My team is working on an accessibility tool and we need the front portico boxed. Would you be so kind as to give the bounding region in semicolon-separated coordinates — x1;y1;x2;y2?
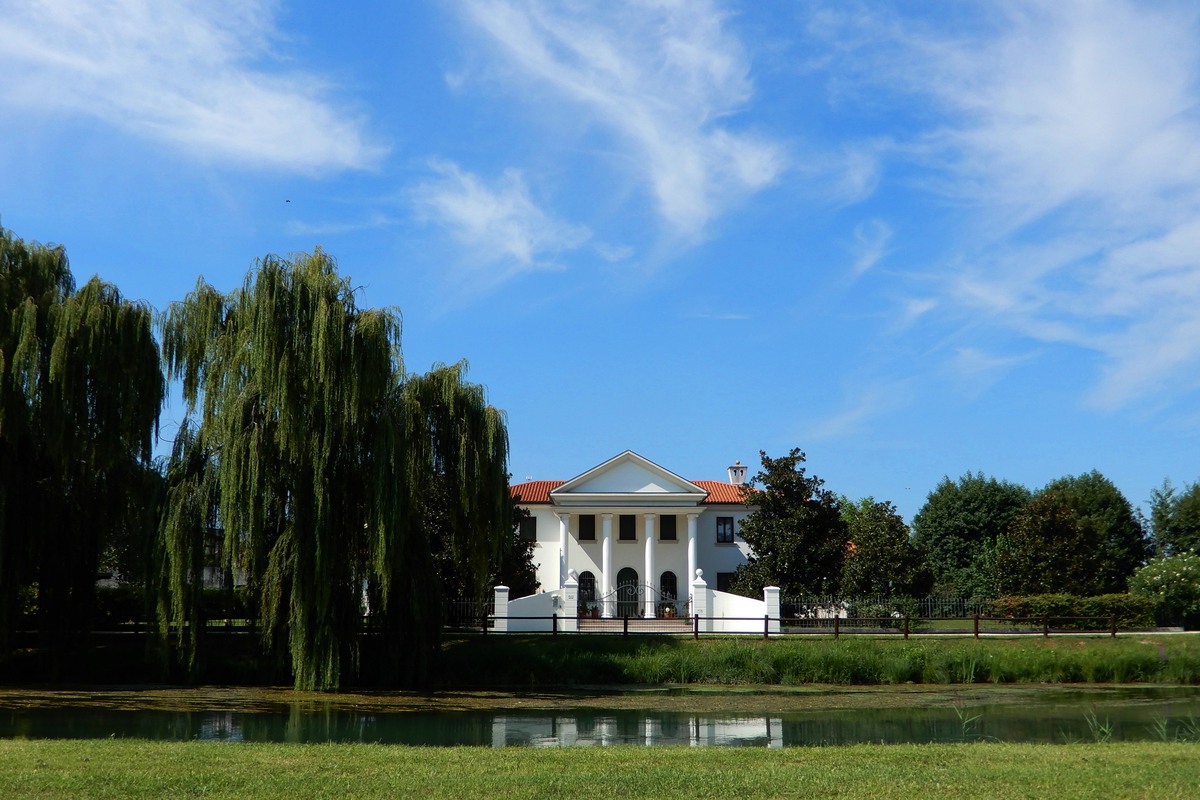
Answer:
513;451;754;619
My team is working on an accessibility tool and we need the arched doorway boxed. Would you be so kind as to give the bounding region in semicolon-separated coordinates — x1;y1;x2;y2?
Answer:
578;571;596;604
660;571;677;602
616;567;639;618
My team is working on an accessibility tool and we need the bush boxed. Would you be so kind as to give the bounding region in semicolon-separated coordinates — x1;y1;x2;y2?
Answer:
1130;553;1200;629
991;593;1154;630
93;585;148;627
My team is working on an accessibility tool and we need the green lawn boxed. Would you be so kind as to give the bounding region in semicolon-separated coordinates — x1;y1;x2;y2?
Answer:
0;740;1196;799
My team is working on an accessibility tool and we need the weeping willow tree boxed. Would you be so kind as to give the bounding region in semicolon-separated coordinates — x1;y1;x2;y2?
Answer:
158;250;511;690
0;228;162;657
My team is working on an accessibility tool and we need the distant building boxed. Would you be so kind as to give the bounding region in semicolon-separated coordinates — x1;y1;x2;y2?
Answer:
510;450;756;618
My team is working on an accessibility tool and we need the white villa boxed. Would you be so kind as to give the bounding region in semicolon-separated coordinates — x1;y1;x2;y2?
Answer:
509;450;757;619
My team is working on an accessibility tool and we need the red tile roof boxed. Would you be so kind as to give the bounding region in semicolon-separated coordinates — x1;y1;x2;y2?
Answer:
510;480;564;504
691;480;754;504
509;479;755;505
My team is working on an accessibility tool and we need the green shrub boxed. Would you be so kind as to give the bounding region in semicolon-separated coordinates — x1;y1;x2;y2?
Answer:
991;593;1153;630
93;584;147;627
1130;553;1200;629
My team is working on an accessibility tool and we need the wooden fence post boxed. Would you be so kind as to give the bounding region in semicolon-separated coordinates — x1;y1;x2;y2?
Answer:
693;614;699;640
1042;616;1049;638
833;617;840;640
764;614;770;640
552;613;558;636
903;616;910;640
1110;615;1118;638
973;614;980;639
623;615;629;637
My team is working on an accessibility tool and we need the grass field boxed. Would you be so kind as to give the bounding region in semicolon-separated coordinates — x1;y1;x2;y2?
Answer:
0;740;1196;799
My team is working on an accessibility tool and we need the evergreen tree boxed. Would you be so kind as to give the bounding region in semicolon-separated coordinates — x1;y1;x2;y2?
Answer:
1150;479;1200;556
1042;471;1149;592
995;490;1105;596
730;449;847;597
912;472;1030;598
840;497;931;597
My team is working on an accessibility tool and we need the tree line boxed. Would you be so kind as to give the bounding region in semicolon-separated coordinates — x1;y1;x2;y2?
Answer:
1;228;533;690
729;449;1200;619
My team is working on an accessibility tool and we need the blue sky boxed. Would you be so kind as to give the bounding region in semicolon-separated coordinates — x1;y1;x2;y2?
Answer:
3;0;1200;523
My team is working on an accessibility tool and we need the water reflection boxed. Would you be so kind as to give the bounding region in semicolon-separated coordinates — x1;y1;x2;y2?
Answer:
3;691;1200;747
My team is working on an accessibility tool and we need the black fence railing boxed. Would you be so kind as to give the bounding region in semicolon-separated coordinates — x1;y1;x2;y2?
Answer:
484;613;1132;638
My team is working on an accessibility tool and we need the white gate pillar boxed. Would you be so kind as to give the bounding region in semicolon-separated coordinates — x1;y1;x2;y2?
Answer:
561;571;579;633
493;585;510;633
764;585;781;634
691;569;710;632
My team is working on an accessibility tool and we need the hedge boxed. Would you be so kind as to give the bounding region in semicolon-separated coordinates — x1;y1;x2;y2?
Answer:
990;593;1155;629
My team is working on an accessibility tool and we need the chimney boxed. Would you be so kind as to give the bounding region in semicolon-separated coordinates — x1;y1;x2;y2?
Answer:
727;460;747;485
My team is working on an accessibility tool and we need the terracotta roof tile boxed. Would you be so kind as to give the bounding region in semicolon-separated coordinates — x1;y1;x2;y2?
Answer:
510;480;565;504
691;480;755;504
509;478;755;505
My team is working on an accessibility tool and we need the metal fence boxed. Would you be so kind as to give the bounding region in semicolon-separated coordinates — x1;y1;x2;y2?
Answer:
779;595;992;620
482;613;1129;638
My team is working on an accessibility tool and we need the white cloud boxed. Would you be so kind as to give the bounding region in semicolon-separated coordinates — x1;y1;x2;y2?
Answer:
805;382;907;441
823;1;1200;411
457;0;786;238
850;218;892;276
412;160;591;285
0;0;384;171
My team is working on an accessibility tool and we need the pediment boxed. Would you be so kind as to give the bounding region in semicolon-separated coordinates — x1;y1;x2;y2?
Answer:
550;451;706;507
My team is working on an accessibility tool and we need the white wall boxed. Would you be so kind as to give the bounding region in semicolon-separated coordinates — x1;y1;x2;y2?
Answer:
525;506;753;596
708;589;768;633
505;591;559;632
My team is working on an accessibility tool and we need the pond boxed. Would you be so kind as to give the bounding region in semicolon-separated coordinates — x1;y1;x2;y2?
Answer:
2;687;1199;747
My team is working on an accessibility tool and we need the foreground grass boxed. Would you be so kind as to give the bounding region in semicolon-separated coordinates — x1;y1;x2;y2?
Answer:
438;633;1200;688
1;740;1197;799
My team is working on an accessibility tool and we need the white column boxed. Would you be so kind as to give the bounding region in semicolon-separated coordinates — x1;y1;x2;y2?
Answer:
493;585;510;633
601;513;614;618
643;513;656;618
686;513;699;610
557;513;570;588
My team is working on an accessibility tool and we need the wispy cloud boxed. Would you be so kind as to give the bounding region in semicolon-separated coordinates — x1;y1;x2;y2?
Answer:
805;381;907;441
286;213;397;238
821;1;1200;411
456;0;786;238
0;0;384;171
687;311;750;321
850;218;892;276
412;160;591;286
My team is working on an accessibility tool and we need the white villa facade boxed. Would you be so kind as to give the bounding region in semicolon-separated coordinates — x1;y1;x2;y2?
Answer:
510;451;757;619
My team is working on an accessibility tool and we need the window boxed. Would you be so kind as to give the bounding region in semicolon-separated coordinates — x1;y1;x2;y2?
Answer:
659;514;677;541
716;516;735;544
716;572;735;592
579;514;596;541
579;571;596;603
519;517;538;542
619;514;636;541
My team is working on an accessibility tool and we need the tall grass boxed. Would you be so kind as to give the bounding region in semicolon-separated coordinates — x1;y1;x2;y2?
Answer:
437;634;1200;688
